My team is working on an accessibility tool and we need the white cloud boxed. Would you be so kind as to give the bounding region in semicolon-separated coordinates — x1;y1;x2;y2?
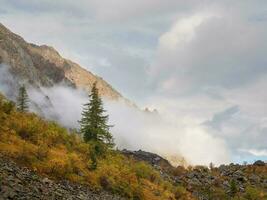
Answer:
150;8;267;95
0;64;17;98
239;149;267;157
159;13;218;50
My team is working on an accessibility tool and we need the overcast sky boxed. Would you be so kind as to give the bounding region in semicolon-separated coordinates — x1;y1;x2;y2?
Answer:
1;0;267;163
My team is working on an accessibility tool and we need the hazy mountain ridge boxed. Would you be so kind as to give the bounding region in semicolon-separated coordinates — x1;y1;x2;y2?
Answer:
0;23;122;100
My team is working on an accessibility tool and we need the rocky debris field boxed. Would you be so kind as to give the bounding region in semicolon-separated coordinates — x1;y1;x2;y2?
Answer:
122;150;267;199
0;156;125;200
174;162;267;199
0;150;266;200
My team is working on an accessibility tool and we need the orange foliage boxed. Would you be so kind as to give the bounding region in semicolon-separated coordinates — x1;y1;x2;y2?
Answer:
0;94;193;200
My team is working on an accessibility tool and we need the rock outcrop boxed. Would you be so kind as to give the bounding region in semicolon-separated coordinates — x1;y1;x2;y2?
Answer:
0;23;122;100
122;149;173;170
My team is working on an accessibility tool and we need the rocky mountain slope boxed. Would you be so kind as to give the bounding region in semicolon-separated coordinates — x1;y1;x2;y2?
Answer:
1;148;266;200
0;23;122;100
123;150;267;200
0;156;124;200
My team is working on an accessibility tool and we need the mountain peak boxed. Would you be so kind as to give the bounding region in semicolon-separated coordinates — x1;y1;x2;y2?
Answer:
0;23;122;100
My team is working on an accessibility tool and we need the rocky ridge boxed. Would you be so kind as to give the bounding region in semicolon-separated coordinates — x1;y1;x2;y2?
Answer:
0;23;122;100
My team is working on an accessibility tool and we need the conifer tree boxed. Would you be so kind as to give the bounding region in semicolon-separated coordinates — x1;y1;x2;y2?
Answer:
79;82;114;147
17;85;29;112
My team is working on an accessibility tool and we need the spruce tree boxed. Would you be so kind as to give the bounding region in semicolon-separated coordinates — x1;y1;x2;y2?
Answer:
79;82;114;147
17;85;29;112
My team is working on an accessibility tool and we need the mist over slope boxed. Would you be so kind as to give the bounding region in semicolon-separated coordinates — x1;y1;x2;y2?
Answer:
0;23;237;166
27;84;232;166
0;64;230;166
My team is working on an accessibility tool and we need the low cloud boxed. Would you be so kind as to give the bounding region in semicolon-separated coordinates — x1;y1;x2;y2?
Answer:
0;67;230;166
1;64;266;166
29;86;87;128
24;78;267;165
28;85;231;166
0;64;18;99
106;100;230;166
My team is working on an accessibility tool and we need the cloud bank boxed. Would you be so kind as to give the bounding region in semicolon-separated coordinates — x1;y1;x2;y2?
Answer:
28;85;231;166
0;65;229;166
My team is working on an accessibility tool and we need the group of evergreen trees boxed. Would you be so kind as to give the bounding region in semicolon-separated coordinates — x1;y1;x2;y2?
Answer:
16;82;114;169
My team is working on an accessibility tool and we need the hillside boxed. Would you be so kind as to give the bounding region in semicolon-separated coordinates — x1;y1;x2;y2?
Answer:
0;93;193;200
0;23;122;100
0;93;266;199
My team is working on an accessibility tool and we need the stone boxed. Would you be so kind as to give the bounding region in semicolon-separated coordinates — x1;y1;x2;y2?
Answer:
42;177;53;185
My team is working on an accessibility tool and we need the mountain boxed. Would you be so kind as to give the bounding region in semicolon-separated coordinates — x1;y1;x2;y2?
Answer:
0;23;122;100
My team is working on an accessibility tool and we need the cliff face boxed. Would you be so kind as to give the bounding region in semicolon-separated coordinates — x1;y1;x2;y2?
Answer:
0;23;122;100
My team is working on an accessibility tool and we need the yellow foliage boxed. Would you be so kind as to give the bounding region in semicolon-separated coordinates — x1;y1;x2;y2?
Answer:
0;94;193;200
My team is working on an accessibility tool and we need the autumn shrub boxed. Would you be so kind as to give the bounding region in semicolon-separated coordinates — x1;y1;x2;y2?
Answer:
134;162;159;182
16;141;38;164
95;156;139;197
0;93;191;200
132;186;145;200
0;94;15;114
174;186;188;200
36;144;49;161
2;101;15;114
10;113;45;143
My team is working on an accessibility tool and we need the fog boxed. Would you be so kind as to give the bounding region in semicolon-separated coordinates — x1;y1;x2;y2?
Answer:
0;64;231;166
0;64;19;99
29;85;230;166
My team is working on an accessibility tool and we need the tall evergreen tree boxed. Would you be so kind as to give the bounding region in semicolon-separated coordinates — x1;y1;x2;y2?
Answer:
79;82;114;147
17;85;29;112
